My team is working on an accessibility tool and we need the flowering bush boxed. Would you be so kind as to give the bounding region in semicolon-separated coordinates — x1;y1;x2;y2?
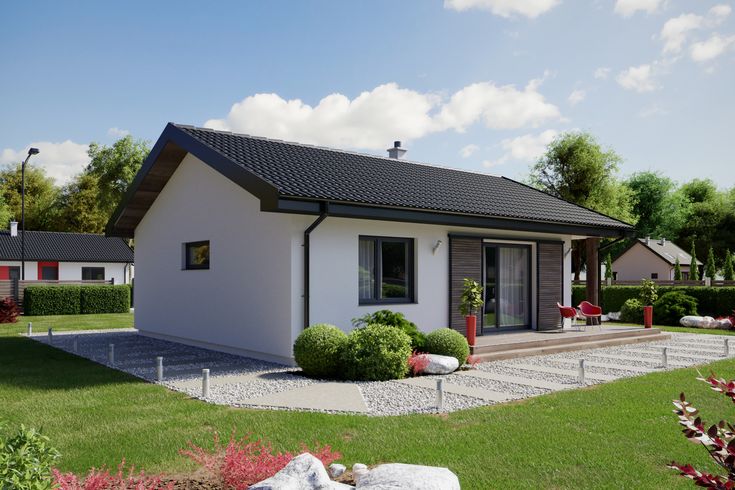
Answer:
669;373;735;488
53;461;173;489
408;352;430;376
0;297;19;324
180;432;341;489
466;355;482;368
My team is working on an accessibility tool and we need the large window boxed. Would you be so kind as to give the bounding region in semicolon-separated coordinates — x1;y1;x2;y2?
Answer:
184;241;210;270
358;236;414;304
82;267;105;280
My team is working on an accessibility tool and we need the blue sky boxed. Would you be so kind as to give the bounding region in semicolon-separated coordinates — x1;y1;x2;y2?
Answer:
1;0;733;186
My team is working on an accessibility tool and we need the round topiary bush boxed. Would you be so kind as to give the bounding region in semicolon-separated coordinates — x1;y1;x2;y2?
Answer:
654;291;698;326
352;309;426;351
620;298;644;324
340;324;412;381
424;328;470;366
293;323;348;378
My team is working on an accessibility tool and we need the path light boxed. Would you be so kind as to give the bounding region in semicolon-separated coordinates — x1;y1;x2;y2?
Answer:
436;379;444;411
202;369;210;398
20;148;40;280
72;336;78;353
27;322;32;336
578;359;586;384
662;347;668;368
156;357;163;382
726;339;731;357
47;328;53;343
108;344;115;366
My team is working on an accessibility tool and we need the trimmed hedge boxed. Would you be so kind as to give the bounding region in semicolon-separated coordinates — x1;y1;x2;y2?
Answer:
425;328;470;366
24;285;130;316
573;285;735;316
341;324;412;381
293;324;348;379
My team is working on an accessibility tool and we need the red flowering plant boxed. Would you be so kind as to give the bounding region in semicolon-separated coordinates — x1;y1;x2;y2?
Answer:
669;373;735;489
180;432;341;489
466;355;482;369
408;351;430;376
53;460;174;489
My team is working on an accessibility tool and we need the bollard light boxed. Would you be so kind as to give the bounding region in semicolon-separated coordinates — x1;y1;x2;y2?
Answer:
578;359;586;384
27;322;32;336
108;344;115;366
48;328;53;343
156;357;164;382
436;378;444;411
662;347;668;368
202;369;210;398
73;336;78;353
726;339;731;357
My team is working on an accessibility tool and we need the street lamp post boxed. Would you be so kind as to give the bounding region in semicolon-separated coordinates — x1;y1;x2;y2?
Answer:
21;148;39;280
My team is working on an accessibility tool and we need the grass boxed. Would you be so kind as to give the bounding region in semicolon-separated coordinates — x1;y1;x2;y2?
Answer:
0;316;733;488
1;312;134;335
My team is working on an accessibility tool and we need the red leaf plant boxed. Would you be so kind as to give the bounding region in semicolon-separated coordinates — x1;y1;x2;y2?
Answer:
408;351;430;376
53;460;174;489
669;373;735;489
180;432;341;489
466;355;482;368
0;296;20;324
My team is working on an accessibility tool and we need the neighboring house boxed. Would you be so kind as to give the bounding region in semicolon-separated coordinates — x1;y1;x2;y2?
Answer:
0;228;134;283
612;237;701;281
107;123;634;364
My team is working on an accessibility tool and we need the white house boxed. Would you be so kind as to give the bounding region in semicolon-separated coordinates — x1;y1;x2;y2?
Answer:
107;123;634;365
612;237;702;281
0;227;134;284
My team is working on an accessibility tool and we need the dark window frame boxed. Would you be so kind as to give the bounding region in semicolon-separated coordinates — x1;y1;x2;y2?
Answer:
651;273;659;279
40;266;58;280
184;240;210;270
82;267;105;281
358;235;415;305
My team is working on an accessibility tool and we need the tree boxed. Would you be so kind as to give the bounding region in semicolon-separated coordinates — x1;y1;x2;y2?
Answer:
55;173;109;233
723;250;734;281
0;163;60;230
529;131;635;279
674;257;683;281
690;241;700;281
705;246;717;279
85;136;149;217
604;253;613;280
625;171;675;237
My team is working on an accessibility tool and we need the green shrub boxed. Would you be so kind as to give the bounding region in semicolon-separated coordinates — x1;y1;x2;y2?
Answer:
0;422;60;489
293;324;348;378
80;285;130;314
23;286;80;316
352;310;426;351
654;291;698;326
424;328;470;366
341;324;412;381
620;298;644;324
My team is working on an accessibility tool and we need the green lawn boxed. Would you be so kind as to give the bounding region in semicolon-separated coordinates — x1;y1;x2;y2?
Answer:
0;316;732;488
1;313;134;336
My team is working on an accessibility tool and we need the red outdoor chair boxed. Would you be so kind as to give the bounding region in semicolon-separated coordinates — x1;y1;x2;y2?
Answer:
557;303;582;331
578;301;603;330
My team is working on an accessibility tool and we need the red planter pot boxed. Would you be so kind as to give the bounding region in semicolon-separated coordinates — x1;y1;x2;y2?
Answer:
465;315;477;346
643;306;653;328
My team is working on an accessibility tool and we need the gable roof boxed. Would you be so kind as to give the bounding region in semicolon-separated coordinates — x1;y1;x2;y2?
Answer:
617;238;702;266
107;123;635;238
0;231;134;263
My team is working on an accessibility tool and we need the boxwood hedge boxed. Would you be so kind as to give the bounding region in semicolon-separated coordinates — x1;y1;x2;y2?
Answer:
24;285;130;316
80;285;130;314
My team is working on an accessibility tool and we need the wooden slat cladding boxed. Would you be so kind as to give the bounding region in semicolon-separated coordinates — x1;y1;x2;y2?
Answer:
537;242;563;331
449;236;483;334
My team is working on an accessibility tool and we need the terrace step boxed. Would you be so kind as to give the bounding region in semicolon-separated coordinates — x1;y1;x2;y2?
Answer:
471;332;671;362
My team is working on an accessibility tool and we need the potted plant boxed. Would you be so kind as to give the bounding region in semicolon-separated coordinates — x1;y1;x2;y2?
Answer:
640;278;658;328
459;278;484;346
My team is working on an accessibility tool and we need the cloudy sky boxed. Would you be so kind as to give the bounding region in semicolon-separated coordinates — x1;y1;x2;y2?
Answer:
1;0;733;185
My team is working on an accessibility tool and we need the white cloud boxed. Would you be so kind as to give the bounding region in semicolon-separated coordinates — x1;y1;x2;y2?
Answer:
710;4;732;21
614;0;665;17
496;129;558;164
443;0;560;18
460;144;480;158
660;13;705;54
107;127;130;138
616;64;658;92
205;80;562;150
690;33;735;62
638;104;668;118
567;89;586;106
594;67;611;79
482;160;502;168
0;141;90;184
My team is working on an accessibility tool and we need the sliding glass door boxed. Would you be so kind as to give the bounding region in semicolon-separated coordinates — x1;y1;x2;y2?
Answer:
483;244;531;330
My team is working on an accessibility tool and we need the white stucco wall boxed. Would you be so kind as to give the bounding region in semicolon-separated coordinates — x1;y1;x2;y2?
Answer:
0;260;129;283
613;242;675;280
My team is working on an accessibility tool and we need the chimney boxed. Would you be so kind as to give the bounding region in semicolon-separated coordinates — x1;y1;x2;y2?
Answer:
645;236;650;245
9;221;17;238
659;237;666;246
387;141;407;159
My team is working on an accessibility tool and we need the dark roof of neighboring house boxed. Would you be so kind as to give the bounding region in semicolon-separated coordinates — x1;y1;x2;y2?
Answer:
616;238;702;266
107;123;636;238
0;231;134;263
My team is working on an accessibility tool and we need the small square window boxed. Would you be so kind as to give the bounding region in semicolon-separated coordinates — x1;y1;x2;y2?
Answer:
651;273;658;279
184;241;210;270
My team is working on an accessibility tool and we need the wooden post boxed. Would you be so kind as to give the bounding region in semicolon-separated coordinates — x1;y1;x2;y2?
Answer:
586;237;600;324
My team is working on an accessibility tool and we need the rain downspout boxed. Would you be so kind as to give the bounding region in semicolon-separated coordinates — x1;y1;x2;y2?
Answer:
303;203;329;329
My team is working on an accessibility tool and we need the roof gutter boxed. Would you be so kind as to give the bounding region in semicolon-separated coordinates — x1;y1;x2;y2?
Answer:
303;203;329;330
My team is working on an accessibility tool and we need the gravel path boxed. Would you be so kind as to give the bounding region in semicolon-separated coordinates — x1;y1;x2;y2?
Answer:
28;329;735;416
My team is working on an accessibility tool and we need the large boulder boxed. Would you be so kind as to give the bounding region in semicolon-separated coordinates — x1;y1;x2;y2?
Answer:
250;453;353;489
356;463;460;490
422;354;459;375
680;316;732;329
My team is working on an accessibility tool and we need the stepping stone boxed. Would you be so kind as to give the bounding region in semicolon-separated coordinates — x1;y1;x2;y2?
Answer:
512;363;617;382
630;346;723;358
241;382;369;413
554;358;654;374
587;353;687;367
396;377;512;402
456;369;570;391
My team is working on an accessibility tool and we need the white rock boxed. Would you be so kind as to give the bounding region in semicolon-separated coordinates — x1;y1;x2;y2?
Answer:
329;463;346;478
353;468;369;484
422;354;459;375
352;463;368;472
680;316;731;329
250;452;338;490
356;463;460;489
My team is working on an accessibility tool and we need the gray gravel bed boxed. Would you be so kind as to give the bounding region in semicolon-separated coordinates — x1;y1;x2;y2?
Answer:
359;381;487;416
442;373;548;398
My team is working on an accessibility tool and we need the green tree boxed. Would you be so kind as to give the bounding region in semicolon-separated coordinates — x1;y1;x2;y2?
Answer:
0;164;60;230
625;171;675;237
690;241;700;281
529;131;635;279
604;253;613;280
723;250;734;281
85;136;149;217
55;173;109;233
674;257;683;281
705;246;717;279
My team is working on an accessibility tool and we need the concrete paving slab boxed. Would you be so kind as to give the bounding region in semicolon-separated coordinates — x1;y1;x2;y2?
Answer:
457;369;571;391
396;377;512;402
241;382;369;413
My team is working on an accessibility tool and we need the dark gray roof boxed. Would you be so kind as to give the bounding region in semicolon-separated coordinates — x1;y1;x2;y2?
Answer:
635;238;702;266
0;231;134;263
175;125;631;230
